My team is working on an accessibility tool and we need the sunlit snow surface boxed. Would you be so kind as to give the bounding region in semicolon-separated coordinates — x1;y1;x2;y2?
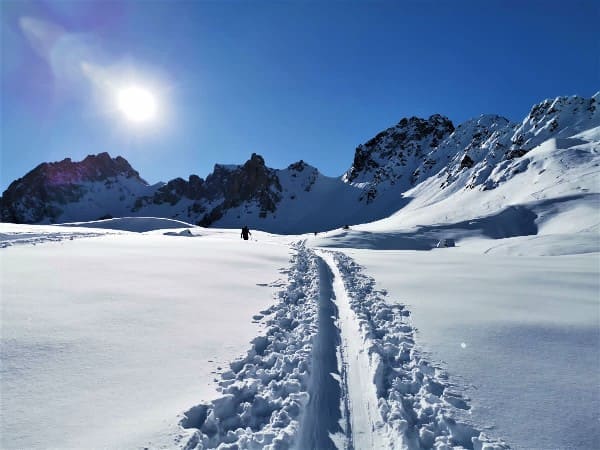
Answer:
1;222;292;449
1;216;598;449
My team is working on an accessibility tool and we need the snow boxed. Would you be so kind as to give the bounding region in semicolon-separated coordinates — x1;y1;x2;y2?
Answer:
331;246;599;450
36;175;159;224
319;250;508;450
1;227;291;449
330;131;600;243
210;164;403;234
1;204;599;449
180;242;318;450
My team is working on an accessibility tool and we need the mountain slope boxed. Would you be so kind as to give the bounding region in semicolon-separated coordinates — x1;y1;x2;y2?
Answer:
0;152;154;223
346;93;599;199
314;126;600;255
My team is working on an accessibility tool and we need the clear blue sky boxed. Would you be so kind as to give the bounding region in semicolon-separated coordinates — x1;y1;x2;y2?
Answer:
2;0;598;191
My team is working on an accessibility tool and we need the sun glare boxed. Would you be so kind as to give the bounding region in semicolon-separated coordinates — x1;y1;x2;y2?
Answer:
116;85;158;123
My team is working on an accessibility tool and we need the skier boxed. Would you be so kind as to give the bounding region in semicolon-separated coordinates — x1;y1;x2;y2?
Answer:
241;225;251;241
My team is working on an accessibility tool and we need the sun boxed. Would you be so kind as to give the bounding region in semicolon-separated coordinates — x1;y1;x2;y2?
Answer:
116;85;158;123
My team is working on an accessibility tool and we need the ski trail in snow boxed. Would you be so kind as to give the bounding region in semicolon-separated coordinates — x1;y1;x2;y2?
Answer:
318;251;389;449
178;242;508;450
295;258;348;450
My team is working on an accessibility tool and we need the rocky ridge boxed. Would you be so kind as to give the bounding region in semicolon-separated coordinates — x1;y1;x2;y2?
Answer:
0;152;147;223
345;94;598;199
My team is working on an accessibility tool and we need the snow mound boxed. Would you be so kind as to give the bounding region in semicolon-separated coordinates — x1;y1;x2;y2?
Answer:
179;243;319;450
164;229;198;237
58;217;196;232
327;250;508;449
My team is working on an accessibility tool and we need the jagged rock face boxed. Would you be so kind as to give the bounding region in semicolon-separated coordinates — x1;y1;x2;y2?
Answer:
345;114;455;184
343;114;455;202
287;160;307;172
1;152;146;223
132;153;283;226
133;175;205;210
436;114;517;189
440;95;599;191
512;94;598;150
197;153;282;225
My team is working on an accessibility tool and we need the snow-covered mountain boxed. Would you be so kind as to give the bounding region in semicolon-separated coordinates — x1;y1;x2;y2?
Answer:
346;93;598;197
2;93;598;232
0;152;155;224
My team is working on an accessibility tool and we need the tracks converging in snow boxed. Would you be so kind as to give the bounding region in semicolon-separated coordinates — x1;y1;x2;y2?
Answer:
180;242;508;450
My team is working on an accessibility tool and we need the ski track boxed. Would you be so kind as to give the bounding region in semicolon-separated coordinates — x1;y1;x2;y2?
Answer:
0;230;109;248
318;251;389;450
179;242;508;450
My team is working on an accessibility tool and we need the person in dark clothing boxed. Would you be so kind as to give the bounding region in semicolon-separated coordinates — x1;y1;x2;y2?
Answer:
241;225;251;240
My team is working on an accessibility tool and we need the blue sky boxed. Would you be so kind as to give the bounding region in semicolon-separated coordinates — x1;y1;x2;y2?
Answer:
2;0;598;191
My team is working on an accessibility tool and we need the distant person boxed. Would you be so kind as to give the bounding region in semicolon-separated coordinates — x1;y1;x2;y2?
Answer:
241;225;251;241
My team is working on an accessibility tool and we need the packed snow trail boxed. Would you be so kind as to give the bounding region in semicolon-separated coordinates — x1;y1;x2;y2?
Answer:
295;259;348;450
180;242;508;449
179;242;320;450
318;251;390;449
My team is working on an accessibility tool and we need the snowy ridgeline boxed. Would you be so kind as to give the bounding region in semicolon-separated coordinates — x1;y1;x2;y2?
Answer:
2;94;598;233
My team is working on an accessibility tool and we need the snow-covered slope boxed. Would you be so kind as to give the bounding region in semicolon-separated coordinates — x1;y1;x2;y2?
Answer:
59;216;196;232
314;123;599;255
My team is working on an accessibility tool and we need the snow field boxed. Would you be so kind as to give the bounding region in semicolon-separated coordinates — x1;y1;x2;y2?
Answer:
2;213;598;449
0;230;292;450
0;222;119;247
322;251;508;450
180;242;320;449
338;248;600;450
180;243;510;449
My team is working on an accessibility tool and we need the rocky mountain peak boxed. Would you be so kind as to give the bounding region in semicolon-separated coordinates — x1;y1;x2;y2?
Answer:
443;114;516;154
511;94;599;150
287;160;307;172
1;153;148;224
193;153;282;226
37;152;145;187
344;114;455;187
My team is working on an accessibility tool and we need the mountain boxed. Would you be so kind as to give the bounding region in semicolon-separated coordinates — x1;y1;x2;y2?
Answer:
343;114;456;201
2;93;598;233
346;93;599;197
0;152;152;224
